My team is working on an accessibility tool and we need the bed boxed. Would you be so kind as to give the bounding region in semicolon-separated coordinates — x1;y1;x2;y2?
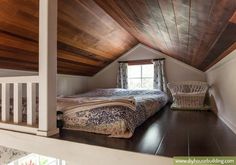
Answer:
0;88;168;138
57;88;168;138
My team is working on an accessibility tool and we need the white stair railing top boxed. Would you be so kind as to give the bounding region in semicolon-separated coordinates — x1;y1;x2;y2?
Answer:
0;76;39;134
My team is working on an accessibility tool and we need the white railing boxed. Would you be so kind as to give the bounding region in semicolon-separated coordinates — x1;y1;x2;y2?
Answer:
0;76;39;134
0;0;59;136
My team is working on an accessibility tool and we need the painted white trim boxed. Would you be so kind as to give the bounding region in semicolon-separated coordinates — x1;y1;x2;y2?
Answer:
0;76;39;83
217;113;236;135
27;83;37;126
0;69;89;79
1;83;10;122
37;128;59;136
0;123;38;134
0;129;172;165
0;69;36;76
57;74;89;78
13;83;23;123
38;0;58;135
205;50;236;73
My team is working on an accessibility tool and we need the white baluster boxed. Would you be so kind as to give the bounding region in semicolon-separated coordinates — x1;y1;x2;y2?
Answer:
1;83;10;122
13;83;23;123
27;83;36;125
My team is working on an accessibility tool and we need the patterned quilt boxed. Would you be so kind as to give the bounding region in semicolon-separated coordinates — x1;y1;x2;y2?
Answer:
57;88;168;138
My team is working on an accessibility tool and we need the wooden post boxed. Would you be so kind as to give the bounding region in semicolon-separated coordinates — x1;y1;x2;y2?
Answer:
38;0;58;136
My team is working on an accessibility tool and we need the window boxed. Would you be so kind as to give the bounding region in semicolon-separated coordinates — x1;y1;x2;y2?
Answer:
128;64;154;89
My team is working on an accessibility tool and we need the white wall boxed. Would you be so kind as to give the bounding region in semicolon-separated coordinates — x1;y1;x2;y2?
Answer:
206;50;236;134
88;44;206;90
57;74;88;96
0;69;89;96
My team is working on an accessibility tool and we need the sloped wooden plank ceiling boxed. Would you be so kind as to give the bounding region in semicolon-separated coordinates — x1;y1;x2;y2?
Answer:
95;0;236;71
0;0;235;76
0;0;138;76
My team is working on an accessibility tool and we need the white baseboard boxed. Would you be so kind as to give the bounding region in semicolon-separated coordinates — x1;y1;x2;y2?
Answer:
0;123;38;134
37;128;59;136
217;113;236;135
0;123;59;137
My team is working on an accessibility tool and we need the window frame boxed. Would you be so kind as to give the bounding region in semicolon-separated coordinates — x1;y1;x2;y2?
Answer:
127;63;154;89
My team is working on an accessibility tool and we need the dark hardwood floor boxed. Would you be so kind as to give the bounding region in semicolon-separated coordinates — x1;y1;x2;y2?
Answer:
52;106;236;157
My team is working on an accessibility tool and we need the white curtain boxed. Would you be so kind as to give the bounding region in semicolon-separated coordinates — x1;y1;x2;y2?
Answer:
117;62;128;89
153;60;167;92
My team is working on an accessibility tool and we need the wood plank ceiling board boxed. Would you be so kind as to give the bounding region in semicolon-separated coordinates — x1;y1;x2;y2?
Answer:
0;0;138;76
0;0;235;75
192;0;236;69
95;0;170;55
200;23;236;71
95;0;236;70
0;0;39;72
57;0;138;75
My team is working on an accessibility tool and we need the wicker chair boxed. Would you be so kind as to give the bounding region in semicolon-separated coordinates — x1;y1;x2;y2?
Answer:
167;81;208;110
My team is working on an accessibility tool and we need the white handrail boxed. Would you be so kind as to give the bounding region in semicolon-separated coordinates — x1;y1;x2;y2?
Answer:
0;76;39;83
0;76;40;133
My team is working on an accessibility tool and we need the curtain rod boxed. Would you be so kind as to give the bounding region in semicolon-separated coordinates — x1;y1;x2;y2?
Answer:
118;58;165;63
152;58;165;61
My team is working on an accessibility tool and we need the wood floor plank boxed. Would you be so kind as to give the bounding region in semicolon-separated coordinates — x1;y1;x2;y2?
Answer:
52;105;236;157
188;129;222;156
155;128;188;157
